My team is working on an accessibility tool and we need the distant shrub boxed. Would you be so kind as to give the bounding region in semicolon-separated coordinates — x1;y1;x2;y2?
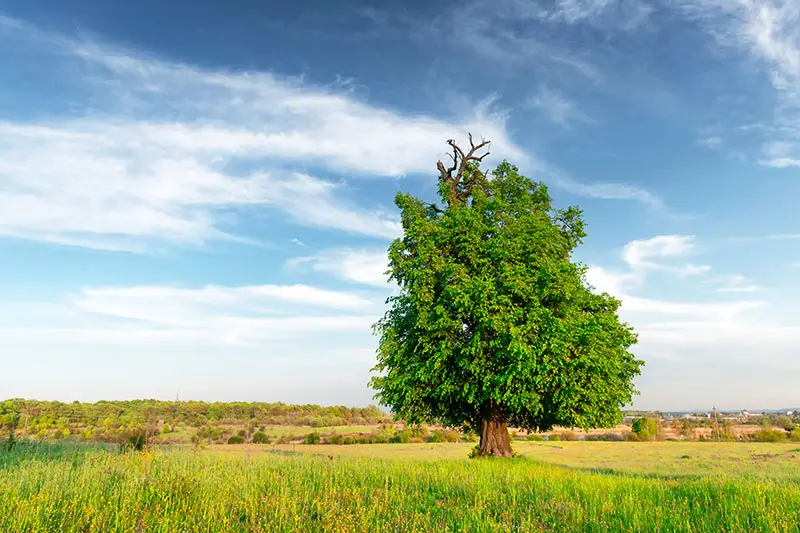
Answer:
237;429;247;437
548;433;560;441
371;433;389;444
526;434;543;441
427;431;445;443
753;429;787;443
584;432;624;442
461;432;477;443
390;430;410;444
790;428;800;442
227;435;245;444
328;434;343;445
632;417;659;441
305;432;321;445
342;437;356;445
120;432;147;452
443;430;460;443
251;431;270;444
558;431;579;442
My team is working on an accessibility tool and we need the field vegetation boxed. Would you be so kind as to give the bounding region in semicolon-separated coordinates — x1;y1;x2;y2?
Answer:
2;440;800;532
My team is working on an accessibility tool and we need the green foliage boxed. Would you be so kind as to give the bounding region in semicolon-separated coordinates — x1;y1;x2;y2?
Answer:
790;428;800;442
251;432;270;444
227;435;245;445
427;430;445;443
526;434;543;441
548;433;560;441
120;432;147;452
753;429;787;442
390;430;411;444
372;159;642;436
4;443;800;532
632;417;659;441
305;432;321;445
0;399;390;445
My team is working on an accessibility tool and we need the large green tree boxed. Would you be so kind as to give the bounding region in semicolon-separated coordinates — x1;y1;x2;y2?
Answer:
371;136;643;457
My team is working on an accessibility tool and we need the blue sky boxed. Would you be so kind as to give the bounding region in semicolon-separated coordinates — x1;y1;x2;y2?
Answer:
1;0;798;411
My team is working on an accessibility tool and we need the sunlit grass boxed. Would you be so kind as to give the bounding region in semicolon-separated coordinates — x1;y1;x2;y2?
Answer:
2;441;800;532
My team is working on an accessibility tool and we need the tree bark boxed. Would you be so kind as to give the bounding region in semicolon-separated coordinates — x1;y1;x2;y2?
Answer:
478;414;513;458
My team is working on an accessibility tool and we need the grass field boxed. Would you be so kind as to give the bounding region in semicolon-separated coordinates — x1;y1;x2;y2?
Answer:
2;441;800;532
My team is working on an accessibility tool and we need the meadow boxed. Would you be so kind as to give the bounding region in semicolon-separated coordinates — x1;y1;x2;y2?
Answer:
2;440;800;532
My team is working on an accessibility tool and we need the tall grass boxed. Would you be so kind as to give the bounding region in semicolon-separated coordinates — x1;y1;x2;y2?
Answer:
1;442;799;532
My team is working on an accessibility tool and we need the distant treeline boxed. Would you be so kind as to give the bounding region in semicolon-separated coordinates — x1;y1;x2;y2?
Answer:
1;399;392;441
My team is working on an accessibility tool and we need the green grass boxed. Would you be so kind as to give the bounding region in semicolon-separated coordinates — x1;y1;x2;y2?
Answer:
2;441;800;532
262;440;800;479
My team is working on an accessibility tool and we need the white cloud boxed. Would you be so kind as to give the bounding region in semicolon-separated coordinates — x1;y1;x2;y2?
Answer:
698;136;723;148
585;235;794;378
546;0;652;28
677;0;800;166
0;122;403;248
549;173;665;210
584;265;638;295
622;235;710;276
0;17;525;251
527;85;593;126
0;283;383;346
760;156;800;167
289;248;391;287
715;274;761;293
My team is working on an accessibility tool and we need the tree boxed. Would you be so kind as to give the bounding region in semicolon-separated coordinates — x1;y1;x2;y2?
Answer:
632;417;658;441
371;136;643;457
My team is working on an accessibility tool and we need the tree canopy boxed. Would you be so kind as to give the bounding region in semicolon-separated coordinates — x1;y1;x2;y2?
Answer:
371;137;643;457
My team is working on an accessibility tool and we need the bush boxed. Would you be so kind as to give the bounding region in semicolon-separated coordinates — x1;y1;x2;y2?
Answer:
427;430;445;443
548;433;560;441
328;434;343;445
227;435;245;444
305;432;321;445
120;432;147;452
584;432;624;442
443;430;460;443
790;427;800;442
632;417;659;441
251;431;270;444
558;431;579;442
237;429;247;437
461;432;477;443
753;429;787;442
526;434;543;441
390;430;410;444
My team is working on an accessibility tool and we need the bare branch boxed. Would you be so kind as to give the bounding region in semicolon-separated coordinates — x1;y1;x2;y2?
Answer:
435;133;492;205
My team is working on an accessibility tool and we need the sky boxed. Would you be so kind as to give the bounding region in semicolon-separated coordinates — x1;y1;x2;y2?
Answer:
0;0;798;411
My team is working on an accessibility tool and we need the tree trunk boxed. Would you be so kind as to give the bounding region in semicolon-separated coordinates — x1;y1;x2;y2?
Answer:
478;415;513;458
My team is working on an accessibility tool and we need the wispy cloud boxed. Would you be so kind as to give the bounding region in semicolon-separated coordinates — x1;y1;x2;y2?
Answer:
552;174;665;210
714;274;761;293
0;16;525;251
288;248;391;288
586;235;780;363
0;283;382;346
676;0;800;167
526;85;594;127
544;0;652;29
586;235;711;297
622;235;710;276
697;135;723;149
